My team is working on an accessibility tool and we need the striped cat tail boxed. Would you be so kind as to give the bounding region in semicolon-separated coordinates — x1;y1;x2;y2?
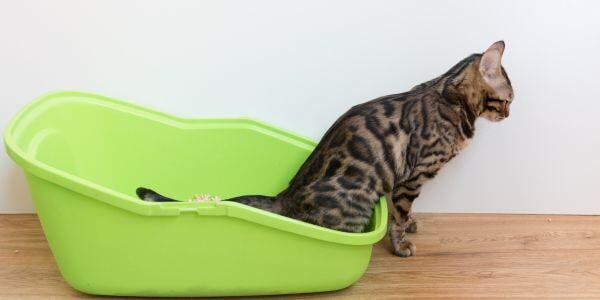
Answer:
136;187;179;202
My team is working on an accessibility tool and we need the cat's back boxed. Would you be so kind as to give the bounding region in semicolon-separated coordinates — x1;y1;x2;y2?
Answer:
283;92;421;191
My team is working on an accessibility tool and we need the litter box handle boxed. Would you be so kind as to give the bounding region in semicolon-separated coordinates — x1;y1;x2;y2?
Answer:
155;202;228;216
195;202;229;216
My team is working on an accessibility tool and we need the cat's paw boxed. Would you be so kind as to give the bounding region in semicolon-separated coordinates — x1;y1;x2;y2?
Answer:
406;218;419;234
391;239;416;257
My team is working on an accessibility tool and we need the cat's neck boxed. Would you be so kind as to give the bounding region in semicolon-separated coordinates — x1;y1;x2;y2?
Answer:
435;61;486;138
435;57;485;121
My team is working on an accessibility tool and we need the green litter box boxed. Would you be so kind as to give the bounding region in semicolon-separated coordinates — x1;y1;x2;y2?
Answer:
3;91;387;297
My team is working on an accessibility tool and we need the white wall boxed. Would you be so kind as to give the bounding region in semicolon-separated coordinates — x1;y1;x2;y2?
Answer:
1;0;599;214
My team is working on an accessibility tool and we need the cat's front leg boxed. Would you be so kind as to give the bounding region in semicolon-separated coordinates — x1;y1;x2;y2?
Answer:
388;217;416;257
406;214;419;234
388;183;422;257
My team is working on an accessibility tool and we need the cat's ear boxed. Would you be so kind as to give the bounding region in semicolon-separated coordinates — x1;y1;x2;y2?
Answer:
479;41;505;79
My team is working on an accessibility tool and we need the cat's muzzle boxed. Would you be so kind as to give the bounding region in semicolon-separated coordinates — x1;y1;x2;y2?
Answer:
496;100;510;120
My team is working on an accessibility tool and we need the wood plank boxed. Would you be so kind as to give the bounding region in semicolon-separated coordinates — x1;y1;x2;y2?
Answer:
1;214;600;299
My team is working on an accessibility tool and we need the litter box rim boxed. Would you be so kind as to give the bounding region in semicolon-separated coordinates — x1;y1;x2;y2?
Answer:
4;91;387;246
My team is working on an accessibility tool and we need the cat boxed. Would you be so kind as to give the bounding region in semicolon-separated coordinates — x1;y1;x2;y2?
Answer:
137;41;514;257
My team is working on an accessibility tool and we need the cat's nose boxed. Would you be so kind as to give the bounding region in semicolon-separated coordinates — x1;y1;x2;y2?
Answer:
502;101;510;118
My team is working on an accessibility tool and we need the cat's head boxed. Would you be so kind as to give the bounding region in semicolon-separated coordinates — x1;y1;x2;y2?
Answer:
478;41;514;122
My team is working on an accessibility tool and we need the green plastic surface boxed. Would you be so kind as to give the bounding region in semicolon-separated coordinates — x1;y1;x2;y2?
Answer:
4;91;387;297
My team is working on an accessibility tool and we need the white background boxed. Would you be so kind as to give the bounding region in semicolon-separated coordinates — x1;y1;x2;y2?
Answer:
1;0;599;214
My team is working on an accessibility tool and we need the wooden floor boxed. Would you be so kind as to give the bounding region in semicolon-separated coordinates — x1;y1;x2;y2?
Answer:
2;214;600;299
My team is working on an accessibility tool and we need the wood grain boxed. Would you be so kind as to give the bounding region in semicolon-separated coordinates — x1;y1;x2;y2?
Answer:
1;214;600;299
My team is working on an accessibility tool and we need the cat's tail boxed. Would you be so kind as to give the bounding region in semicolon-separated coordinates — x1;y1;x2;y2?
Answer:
226;195;285;214
136;187;179;202
135;187;286;214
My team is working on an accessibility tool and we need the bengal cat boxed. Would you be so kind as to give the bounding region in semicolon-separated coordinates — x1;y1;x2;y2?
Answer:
137;41;514;257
